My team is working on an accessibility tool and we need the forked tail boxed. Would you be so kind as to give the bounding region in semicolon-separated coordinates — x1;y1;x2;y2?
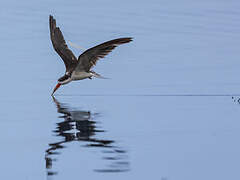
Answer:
90;71;109;79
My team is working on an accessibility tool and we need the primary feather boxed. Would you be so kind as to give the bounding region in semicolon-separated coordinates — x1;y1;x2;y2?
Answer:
49;15;77;73
75;38;132;72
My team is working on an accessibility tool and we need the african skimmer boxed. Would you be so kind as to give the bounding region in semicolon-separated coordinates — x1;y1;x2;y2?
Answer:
49;15;132;95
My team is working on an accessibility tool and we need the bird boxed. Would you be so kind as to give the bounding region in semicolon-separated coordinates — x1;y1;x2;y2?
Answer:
49;15;132;95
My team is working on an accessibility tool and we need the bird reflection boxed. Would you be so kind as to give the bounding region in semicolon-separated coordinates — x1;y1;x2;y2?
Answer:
45;97;129;177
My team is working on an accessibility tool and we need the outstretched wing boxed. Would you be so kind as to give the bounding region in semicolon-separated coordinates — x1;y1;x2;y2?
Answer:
75;37;132;72
49;15;77;72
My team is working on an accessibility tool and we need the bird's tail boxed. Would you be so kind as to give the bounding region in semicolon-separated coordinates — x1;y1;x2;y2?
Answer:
90;71;109;79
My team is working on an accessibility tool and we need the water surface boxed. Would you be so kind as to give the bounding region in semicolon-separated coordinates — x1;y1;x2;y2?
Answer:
1;0;240;180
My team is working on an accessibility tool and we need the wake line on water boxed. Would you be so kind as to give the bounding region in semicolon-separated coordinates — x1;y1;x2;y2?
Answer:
55;94;240;97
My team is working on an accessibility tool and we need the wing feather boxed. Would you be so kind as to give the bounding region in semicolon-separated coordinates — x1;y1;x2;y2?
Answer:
49;15;77;72
75;38;132;72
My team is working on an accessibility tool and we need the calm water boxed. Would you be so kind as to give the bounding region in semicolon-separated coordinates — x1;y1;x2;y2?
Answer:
1;0;240;179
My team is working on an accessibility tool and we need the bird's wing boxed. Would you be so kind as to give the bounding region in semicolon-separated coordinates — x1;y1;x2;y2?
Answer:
49;15;77;72
75;37;132;72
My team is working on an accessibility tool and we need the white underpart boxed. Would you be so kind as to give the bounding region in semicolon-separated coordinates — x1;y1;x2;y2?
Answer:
71;71;93;80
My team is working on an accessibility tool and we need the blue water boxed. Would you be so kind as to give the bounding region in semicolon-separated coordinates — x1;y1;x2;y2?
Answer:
1;0;240;179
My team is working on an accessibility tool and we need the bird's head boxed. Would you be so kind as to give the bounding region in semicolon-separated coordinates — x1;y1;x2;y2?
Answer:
51;73;72;95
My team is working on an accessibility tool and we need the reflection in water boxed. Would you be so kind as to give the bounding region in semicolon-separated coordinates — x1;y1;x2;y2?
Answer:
232;96;240;104
45;97;129;177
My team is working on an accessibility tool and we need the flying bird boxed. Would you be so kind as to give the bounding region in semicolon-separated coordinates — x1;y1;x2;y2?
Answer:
49;15;132;95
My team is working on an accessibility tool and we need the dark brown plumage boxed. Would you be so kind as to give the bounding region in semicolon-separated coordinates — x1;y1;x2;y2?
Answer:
49;15;77;73
49;15;132;74
76;38;132;72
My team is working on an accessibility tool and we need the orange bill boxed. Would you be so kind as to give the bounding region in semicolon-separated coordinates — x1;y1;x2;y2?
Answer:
51;83;61;96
